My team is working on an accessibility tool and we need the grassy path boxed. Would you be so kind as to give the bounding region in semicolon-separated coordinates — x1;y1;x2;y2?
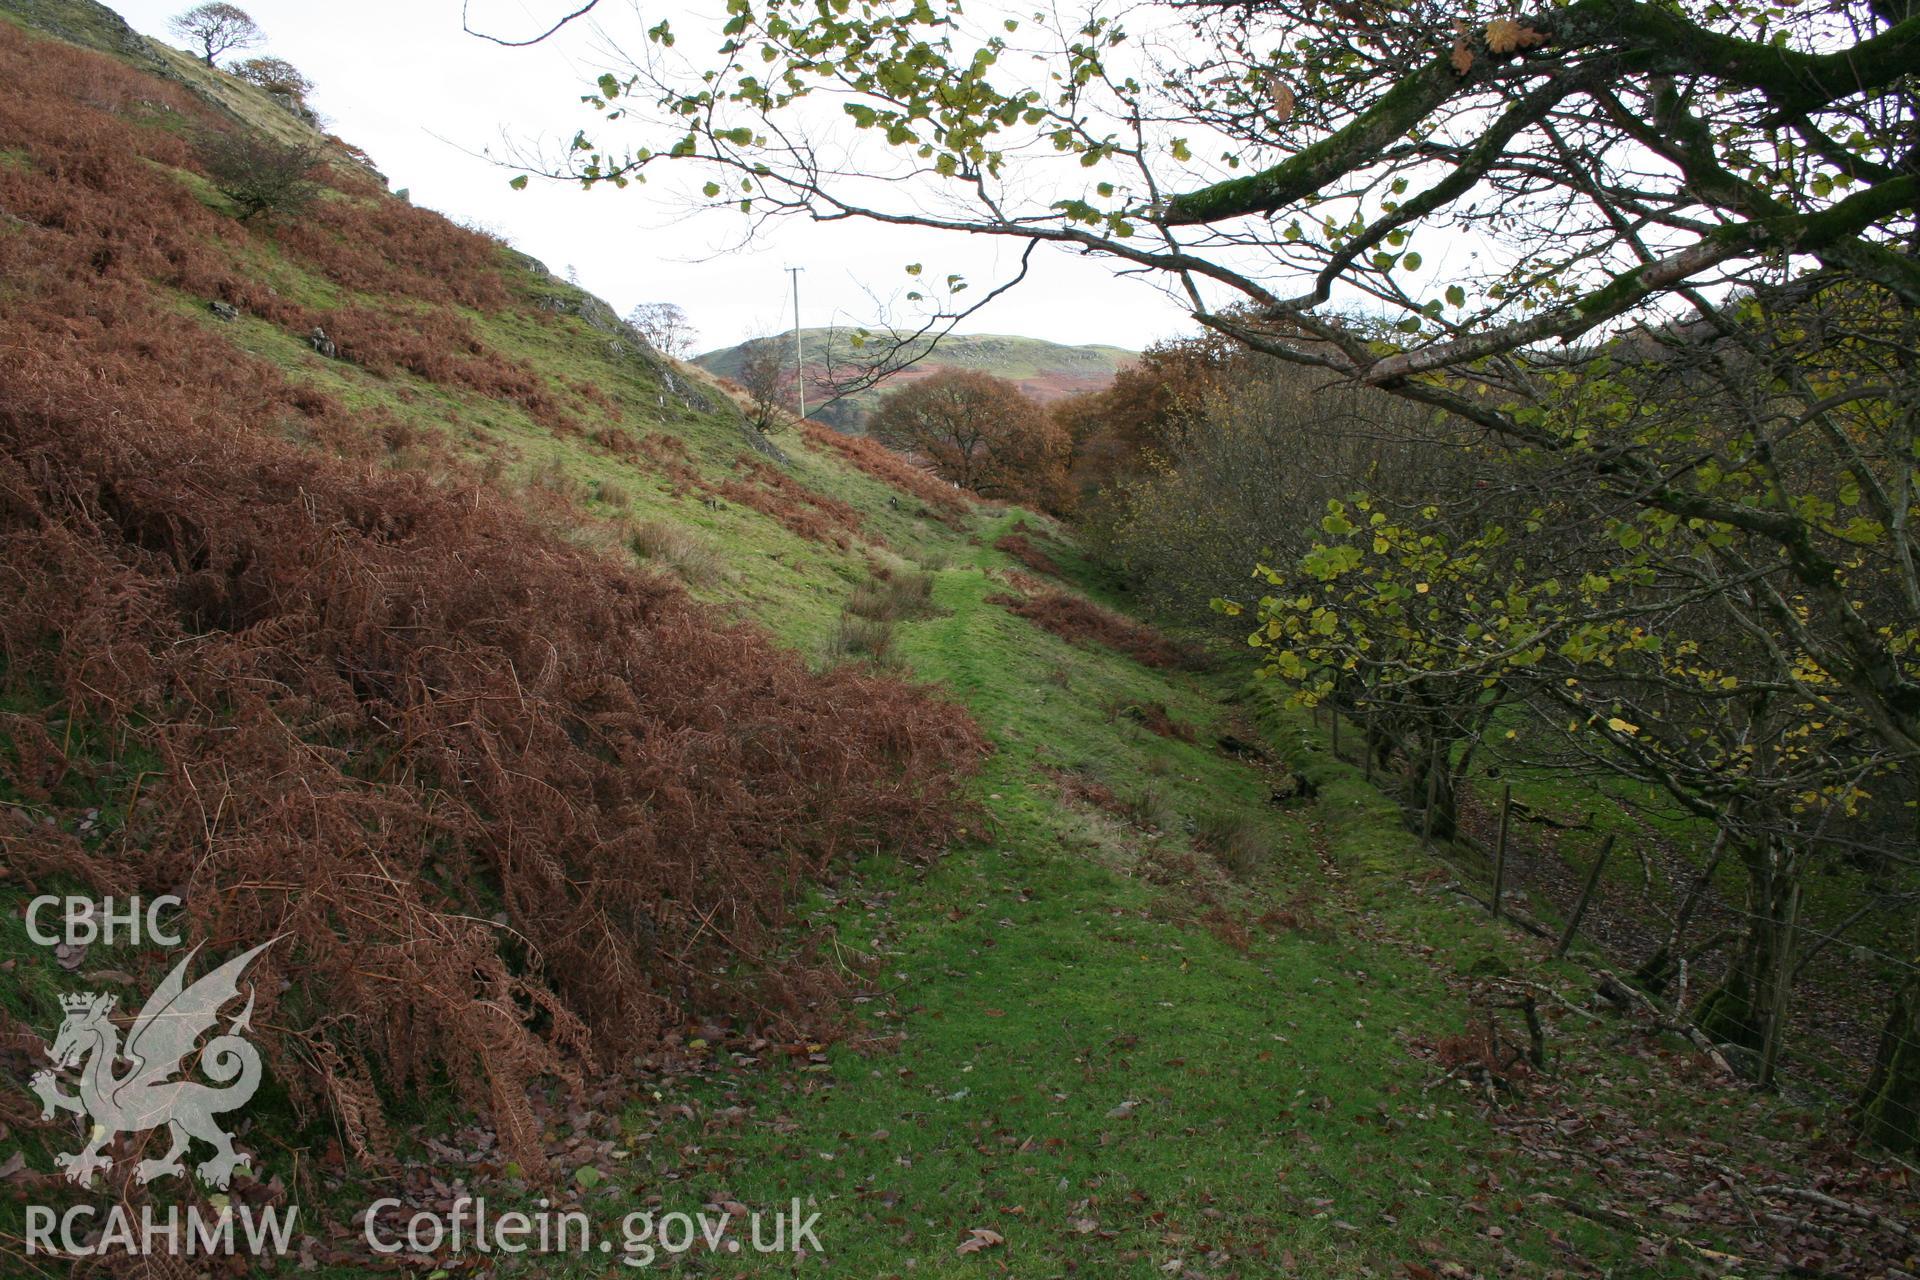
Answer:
580;543;1653;1277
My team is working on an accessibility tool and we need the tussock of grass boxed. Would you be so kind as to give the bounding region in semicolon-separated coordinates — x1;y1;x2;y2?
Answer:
1120;781;1178;831
591;476;631;509
825;612;896;664
1196;810;1265;878
627;518;722;586
846;569;935;622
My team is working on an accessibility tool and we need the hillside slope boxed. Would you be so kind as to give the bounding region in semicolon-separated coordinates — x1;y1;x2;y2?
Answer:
2;5;1915;1278
696;328;1134;430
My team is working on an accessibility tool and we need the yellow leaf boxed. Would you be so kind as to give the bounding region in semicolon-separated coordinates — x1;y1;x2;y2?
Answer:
1605;716;1639;735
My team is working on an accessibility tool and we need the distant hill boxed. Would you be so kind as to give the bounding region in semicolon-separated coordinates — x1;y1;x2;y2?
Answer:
693;329;1134;431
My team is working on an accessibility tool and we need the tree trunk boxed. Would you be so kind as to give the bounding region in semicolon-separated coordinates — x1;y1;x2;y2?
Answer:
1636;825;1730;994
1416;728;1459;842
1695;839;1798;1070
1857;919;1920;1153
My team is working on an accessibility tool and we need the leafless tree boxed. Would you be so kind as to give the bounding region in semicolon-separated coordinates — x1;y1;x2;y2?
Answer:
736;337;789;435
625;302;697;359
196;131;323;222
168;3;261;67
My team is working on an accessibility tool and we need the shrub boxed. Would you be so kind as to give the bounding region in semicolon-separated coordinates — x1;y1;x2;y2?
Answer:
986;589;1199;670
1105;698;1196;742
1050;767;1122;814
278;195;513;310
232;55;313;105
800;422;971;526
195;128;324;221
995;531;1063;577
716;456;869;548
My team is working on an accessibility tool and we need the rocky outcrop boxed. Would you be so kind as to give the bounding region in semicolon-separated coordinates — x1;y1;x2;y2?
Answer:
530;281;731;420
0;0;163;69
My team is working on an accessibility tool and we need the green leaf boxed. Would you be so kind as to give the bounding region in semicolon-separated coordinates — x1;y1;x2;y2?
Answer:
508;174;529;191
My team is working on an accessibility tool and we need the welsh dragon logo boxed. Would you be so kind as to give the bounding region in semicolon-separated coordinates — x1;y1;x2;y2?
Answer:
28;940;277;1189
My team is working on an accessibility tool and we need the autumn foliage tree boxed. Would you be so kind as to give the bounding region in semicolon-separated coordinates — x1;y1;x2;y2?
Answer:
232;55;313;106
867;370;1069;509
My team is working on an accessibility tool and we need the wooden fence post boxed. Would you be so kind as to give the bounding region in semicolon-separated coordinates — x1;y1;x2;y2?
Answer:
1492;784;1511;919
1555;832;1616;959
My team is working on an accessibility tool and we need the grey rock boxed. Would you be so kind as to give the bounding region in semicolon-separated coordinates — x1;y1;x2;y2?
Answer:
739;424;791;466
209;300;239;322
308;327;337;359
503;248;550;277
534;287;733;419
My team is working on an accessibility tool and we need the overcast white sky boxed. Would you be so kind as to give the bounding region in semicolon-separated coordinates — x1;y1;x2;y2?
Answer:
112;0;1199;354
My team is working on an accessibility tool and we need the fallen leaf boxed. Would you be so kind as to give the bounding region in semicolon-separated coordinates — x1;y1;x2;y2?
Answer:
956;1226;1005;1255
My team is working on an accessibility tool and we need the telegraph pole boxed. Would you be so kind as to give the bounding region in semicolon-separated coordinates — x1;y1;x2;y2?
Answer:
785;266;806;421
